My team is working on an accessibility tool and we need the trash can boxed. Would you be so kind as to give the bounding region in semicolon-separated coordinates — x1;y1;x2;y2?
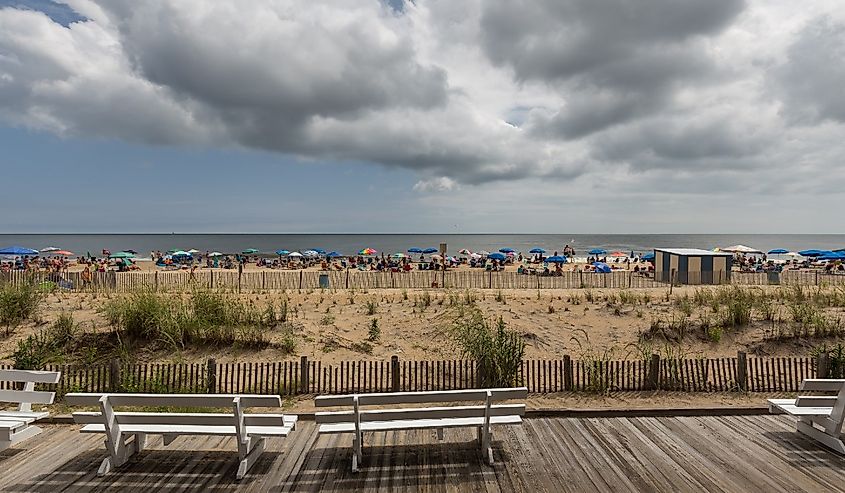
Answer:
767;271;780;285
319;273;330;289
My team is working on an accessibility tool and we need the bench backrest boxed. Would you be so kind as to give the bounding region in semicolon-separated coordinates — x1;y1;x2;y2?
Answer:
315;388;528;407
314;387;528;425
0;369;61;412
65;393;281;409
797;379;845;426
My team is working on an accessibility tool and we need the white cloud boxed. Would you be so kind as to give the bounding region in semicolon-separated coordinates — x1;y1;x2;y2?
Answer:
0;0;843;218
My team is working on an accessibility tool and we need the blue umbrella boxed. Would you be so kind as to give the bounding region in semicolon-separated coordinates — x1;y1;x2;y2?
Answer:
819;252;845;261
588;248;607;255
529;248;546;254
326;251;343;258
592;262;612;273
799;250;828;257
834;248;845;253
423;248;438;254
545;256;567;263
311;248;327;255
768;249;789;255
499;248;515;253
488;252;506;261
408;248;423;253
642;252;655;261
275;250;290;256
0;246;39;255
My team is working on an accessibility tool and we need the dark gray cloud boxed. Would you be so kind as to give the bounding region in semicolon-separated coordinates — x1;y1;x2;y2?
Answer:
773;16;845;124
481;0;745;138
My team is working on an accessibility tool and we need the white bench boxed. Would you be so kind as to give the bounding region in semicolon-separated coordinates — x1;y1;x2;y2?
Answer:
315;387;527;472
768;379;845;454
0;369;61;451
66;393;297;479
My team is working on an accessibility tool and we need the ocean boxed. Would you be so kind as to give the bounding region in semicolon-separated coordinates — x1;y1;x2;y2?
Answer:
1;234;843;257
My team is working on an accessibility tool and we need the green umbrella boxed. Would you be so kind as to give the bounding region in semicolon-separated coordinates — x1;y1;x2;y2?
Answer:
109;251;136;259
242;248;259;254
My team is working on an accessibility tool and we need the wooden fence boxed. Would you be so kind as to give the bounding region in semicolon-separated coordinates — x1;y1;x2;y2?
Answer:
3;269;845;293
0;352;825;398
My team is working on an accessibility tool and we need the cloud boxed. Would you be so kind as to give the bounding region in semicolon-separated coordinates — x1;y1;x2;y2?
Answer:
773;16;845;124
0;0;844;207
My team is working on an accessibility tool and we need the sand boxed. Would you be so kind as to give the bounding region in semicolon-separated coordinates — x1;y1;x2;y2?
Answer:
2;285;840;366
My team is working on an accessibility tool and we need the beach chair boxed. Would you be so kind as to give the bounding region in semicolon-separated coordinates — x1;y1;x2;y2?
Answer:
315;387;527;472
768;379;845;453
0;369;61;450
66;393;297;479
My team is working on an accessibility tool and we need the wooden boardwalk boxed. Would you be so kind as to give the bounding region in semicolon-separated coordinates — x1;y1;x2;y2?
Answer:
1;415;843;492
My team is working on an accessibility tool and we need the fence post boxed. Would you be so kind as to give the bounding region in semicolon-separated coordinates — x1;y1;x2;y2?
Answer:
818;352;830;379
206;358;217;393
300;355;309;394
154;271;159;292
669;269;676;295
563;355;573;391
488;270;492;289
109;359;121;392
299;270;303;290
736;351;748;392
210;269;214;289
345;268;350;289
262;271;266;291
648;354;660;390
391;355;400;392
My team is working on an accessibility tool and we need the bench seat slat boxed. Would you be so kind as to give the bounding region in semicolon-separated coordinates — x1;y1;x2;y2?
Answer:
318;415;522;434
316;404;525;424
64;393;281;408
80;423;295;437
0;411;48;421
769;402;833;417
315;388;528;407
796;396;839;407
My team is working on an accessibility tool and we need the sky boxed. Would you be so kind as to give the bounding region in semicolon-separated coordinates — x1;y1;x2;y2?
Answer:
0;0;844;233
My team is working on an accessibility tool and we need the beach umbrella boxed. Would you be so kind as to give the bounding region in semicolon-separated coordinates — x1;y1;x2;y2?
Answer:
0;246;39;255
642;252;655;261
209;252;224;257
310;248;327;254
40;247;60;252
499;248;515;253
359;248;377;255
458;248;472;255
470;252;482;259
288;251;303;258
609;251;626;257
545;256;567;263
819;252;845;261
588;249;607;255
768;249;789;255
798;250;826;257
187;249;200;254
529;248;546;254
326;251;343;258
722;245;763;254
52;250;75;256
488;252;506;261
408;247;423;253
302;250;319;257
833;248;845;253
391;253;406;259
422;247;438;254
592;262;612;273
171;251;192;257
478;250;490;256
109;251;136;259
241;248;259;254
275;250;290;256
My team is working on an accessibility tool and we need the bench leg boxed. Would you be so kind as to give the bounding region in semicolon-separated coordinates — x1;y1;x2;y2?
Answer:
98;457;113;476
99;435;139;476
163;433;178;446
236;437;266;480
352;436;362;473
797;421;845;454
437;428;444;440
2;425;42;450
135;433;147;452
